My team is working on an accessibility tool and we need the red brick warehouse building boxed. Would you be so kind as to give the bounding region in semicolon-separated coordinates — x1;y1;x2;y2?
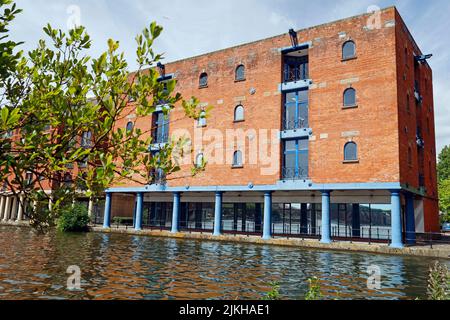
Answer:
99;6;439;248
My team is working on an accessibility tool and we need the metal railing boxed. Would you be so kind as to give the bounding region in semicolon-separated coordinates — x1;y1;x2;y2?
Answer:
222;221;263;236
283;67;308;83
179;221;214;233
271;223;320;240
142;219;172;231
283;117;309;131
282;167;308;180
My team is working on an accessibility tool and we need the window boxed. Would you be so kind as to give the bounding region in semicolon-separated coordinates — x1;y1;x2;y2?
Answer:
126;121;134;132
81;131;92;149
283;139;309;179
406;93;410;113
199;73;208;88
284;56;309;82
195;153;204;168
198;110;207;127
153;112;169;144
235;65;245;81
343;88;356;107
283;89;309;130
344;142;358;162
25;172;33;185
232;150;243;167
234;105;245;122
63;173;73;187
342;41;356;60
407;147;413;166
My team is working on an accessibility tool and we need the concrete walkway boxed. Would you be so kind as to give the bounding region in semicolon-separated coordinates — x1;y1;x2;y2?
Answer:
91;225;450;259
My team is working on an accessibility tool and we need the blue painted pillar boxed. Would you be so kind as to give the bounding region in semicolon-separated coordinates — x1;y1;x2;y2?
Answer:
405;193;416;245
263;192;272;240
213;192;223;236
103;193;112;228
390;191;404;248
321;191;332;244
134;192;143;231
171;192;181;233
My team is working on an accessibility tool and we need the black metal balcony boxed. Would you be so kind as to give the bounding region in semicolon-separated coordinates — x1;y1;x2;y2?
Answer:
282;167;308;180
283;66;308;83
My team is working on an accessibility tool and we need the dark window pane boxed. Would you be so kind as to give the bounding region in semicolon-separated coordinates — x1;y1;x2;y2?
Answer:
236;65;245;80
344;88;356;106
344;142;358;161
343;41;356;59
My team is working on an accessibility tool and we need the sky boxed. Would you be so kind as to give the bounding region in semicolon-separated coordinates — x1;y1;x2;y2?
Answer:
9;0;450;154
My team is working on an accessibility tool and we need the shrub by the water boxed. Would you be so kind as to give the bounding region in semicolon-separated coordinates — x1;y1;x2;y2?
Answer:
57;204;90;232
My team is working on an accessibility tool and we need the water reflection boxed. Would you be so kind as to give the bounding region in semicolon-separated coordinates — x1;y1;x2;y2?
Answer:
0;226;448;300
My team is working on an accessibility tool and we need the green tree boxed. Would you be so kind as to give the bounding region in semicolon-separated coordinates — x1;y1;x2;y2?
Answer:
438;146;450;222
0;1;208;232
438;146;450;183
439;179;450;223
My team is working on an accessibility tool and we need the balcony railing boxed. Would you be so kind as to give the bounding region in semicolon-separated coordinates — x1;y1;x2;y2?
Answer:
283;117;309;131
283;67;308;83
282;167;308;180
152;131;169;144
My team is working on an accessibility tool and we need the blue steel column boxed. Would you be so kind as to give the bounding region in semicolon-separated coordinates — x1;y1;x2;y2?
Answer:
262;192;272;240
213;192;223;236
103;193;112;228
171;192;181;233
390;191;404;248
321;190;332;244
405;193;416;244
134;192;143;231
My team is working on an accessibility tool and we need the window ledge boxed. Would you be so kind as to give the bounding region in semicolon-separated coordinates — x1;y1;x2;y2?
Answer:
341;56;357;62
231;165;244;169
233;119;245;124
343;160;359;164
199;85;208;89
234;78;246;83
342;104;358;110
197;125;207;128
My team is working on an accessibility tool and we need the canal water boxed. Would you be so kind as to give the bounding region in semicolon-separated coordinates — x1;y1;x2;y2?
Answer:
0;226;448;300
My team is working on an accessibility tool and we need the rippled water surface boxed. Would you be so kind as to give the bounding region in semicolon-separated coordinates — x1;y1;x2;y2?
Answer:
0;226;448;300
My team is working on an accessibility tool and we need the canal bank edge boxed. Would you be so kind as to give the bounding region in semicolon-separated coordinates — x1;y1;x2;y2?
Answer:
90;227;450;259
1;221;449;259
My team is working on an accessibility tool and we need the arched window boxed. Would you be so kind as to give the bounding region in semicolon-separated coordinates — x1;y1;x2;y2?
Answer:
342;41;356;60
126;121;134;132
235;65;245;81
343;88;356;107
344;142;358;161
198;110;207;127
195;153;204;168
234;105;244;122
233;150;243;167
199;72;208;88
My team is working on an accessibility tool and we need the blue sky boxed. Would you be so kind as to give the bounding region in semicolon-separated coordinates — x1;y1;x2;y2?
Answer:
10;0;450;154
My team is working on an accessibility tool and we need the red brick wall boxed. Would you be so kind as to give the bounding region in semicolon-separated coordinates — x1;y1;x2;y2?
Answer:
394;10;439;231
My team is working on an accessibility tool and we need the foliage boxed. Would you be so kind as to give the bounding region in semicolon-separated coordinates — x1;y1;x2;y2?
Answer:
57;204;90;232
262;282;281;300
438;146;450;222
0;1;209;232
304;277;323;300
427;261;449;300
438;146;450;183
439;179;450;223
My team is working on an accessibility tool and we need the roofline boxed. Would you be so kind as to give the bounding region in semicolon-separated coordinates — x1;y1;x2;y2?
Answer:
156;6;397;67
